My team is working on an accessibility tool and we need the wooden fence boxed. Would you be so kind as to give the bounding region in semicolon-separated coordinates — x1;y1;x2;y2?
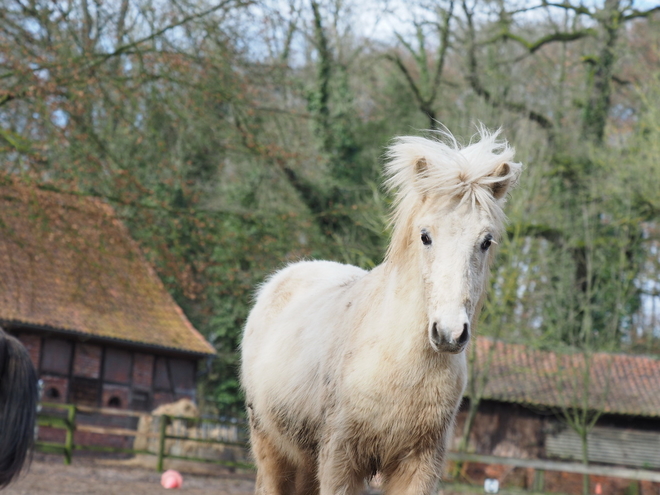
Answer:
36;403;660;491
35;402;253;472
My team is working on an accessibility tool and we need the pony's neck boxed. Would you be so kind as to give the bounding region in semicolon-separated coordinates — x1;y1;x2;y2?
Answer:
382;255;425;301
379;258;430;344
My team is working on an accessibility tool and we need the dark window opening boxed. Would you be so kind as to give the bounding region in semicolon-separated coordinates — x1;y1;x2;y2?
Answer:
45;387;60;399
41;339;73;375
170;359;195;394
107;396;122;408
153;357;172;391
103;348;132;384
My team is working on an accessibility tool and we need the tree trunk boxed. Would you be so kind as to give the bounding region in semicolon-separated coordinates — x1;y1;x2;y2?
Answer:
581;0;621;143
310;0;333;154
581;431;590;495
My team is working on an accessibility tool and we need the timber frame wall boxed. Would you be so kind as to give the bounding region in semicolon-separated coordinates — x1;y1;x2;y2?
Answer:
10;327;200;411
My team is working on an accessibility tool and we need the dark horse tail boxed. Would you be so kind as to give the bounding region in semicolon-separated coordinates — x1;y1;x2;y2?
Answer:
0;329;38;488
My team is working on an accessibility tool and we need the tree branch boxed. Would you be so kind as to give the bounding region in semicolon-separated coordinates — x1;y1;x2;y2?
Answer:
623;5;660;20
463;0;554;130
82;0;245;72
384;53;426;109
540;1;593;16
499;29;596;54
430;0;454;102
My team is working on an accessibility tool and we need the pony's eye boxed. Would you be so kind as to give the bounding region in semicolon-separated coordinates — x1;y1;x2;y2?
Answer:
481;234;493;251
421;232;432;246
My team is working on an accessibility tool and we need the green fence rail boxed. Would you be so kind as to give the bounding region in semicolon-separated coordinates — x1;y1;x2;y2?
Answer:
36;403;76;464
35;403;253;472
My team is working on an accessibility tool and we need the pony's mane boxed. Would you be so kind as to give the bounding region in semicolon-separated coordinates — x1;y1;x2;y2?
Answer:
383;126;521;263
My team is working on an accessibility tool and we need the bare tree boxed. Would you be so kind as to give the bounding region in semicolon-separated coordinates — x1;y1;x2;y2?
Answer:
460;0;660;143
385;0;455;129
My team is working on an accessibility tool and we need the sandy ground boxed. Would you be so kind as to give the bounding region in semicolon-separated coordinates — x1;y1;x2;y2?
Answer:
5;454;257;495
5;454;481;495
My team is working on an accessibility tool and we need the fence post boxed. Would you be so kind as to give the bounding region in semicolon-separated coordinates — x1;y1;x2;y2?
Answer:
532;469;545;492
64;404;76;465
157;415;168;473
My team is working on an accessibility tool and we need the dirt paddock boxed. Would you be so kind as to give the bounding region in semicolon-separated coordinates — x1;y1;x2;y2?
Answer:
6;453;478;495
5;453;257;495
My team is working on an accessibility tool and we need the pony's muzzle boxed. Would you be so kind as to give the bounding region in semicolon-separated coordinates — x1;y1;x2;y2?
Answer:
430;321;470;353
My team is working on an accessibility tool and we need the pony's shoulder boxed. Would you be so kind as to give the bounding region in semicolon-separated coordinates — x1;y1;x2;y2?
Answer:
250;260;367;319
257;260;366;297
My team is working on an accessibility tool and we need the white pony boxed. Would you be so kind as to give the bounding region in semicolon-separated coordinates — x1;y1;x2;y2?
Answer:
241;126;521;495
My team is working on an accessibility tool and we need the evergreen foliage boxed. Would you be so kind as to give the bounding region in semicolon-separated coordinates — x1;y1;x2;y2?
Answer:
1;0;659;416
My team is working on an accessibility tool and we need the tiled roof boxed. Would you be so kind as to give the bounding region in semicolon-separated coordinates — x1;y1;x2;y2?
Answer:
474;338;660;418
0;183;215;355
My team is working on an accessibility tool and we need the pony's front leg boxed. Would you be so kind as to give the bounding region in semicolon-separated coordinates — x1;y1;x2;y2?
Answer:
251;429;296;495
317;437;364;495
382;449;443;495
295;457;320;495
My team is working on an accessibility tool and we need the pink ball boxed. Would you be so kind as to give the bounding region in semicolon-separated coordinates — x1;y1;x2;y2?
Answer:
160;469;183;489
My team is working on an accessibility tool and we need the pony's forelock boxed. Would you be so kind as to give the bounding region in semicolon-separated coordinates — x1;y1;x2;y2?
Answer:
384;126;521;262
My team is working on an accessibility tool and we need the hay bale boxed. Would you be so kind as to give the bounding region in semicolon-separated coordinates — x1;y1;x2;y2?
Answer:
133;399;248;467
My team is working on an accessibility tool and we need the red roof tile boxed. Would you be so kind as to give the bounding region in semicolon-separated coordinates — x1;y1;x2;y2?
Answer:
0;184;215;355
474;338;660;418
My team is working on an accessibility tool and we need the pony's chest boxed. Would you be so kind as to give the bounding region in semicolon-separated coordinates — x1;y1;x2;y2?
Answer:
341;341;466;402
341;355;465;425
338;386;457;464
334;333;466;450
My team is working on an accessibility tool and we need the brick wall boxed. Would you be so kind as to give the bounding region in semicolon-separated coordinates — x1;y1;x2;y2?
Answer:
13;330;201;411
153;392;175;408
455;461;660;495
16;332;41;369
73;343;102;378
41;374;69;403
544;471;654;495
102;383;131;409
453;401;546;458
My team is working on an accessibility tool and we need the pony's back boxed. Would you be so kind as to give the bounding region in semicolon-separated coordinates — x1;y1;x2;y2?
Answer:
0;330;38;487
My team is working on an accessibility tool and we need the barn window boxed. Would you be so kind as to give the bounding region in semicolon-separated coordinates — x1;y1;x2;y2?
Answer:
41;339;73;375
170;359;195;394
103;348;132;384
153;357;172;391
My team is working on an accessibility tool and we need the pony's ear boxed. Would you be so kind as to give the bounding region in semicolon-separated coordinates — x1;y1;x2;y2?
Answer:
414;157;428;177
413;157;429;200
489;162;516;200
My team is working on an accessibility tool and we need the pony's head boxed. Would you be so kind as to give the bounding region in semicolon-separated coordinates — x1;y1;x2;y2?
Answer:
384;126;521;354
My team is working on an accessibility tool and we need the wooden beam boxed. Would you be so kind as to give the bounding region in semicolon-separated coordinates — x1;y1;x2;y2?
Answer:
76;424;160;438
74;404;148;417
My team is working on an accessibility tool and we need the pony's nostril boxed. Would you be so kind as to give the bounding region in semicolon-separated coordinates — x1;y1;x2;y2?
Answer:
457;323;470;345
431;322;440;342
